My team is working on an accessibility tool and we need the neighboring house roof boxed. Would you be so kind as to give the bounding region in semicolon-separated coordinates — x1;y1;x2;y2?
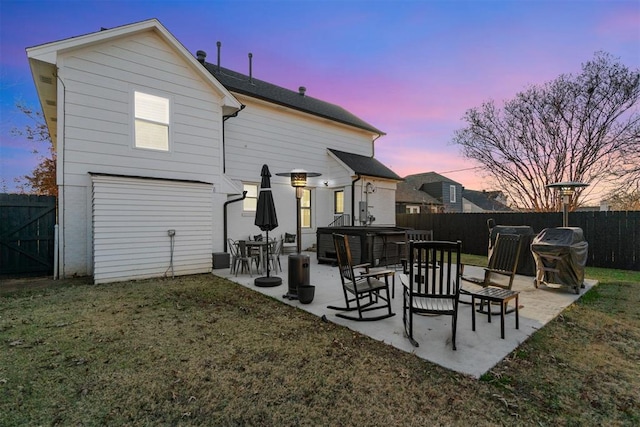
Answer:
328;149;402;181
404;171;462;186
395;180;442;205
462;189;512;211
202;60;385;136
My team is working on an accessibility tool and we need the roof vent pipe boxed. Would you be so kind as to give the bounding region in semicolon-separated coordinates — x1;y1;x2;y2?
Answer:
248;53;253;84
299;86;306;96
196;50;206;63
217;41;221;71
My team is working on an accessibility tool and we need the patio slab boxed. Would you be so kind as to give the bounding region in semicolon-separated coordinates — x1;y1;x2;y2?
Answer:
215;252;596;378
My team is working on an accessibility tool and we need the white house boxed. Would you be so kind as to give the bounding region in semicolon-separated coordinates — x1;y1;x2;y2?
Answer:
27;19;401;284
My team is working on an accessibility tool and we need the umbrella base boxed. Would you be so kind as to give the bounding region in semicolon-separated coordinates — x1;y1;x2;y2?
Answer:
254;276;282;287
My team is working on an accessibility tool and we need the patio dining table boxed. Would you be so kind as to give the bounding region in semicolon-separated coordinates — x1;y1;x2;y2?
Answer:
244;240;272;274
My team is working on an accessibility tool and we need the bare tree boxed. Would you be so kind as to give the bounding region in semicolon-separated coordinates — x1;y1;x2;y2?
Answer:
452;52;640;211
10;102;57;196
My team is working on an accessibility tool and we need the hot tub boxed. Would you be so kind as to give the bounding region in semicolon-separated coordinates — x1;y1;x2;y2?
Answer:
316;226;408;266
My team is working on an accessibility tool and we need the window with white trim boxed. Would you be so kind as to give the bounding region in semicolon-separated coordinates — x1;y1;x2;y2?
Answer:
334;190;344;214
301;188;311;228
243;183;258;212
406;205;420;214
450;185;457;203
134;91;170;151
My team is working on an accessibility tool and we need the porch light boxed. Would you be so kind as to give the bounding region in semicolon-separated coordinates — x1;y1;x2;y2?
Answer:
546;181;589;227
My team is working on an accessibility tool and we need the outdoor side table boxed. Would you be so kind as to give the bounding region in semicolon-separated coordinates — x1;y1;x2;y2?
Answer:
471;287;519;339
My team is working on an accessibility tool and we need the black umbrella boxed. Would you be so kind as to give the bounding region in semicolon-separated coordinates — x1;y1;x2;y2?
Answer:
254;164;282;287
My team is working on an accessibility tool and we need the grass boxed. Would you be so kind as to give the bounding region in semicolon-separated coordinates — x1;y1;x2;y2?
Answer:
1;262;639;426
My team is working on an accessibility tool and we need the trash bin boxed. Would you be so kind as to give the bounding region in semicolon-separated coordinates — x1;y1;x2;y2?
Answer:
531;227;588;294
285;253;310;299
212;252;230;269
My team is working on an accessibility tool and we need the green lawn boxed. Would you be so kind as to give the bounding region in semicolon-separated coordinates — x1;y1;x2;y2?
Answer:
1;264;638;426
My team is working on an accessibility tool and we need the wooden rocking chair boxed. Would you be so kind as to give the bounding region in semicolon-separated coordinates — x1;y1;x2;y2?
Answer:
460;233;523;312
328;234;396;321
399;240;462;349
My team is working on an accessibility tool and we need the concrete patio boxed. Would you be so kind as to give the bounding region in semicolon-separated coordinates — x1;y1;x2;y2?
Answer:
215;252;596;378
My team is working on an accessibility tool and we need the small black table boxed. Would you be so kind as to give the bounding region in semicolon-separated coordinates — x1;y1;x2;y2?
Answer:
471;287;519;339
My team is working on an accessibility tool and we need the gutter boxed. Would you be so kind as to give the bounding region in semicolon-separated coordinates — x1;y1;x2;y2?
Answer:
223;191;247;251
371;133;382;157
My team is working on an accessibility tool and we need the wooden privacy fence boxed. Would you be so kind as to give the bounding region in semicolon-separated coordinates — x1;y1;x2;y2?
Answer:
0;194;56;277
397;211;639;271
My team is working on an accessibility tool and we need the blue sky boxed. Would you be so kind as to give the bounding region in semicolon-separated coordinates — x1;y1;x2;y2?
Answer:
1;0;638;195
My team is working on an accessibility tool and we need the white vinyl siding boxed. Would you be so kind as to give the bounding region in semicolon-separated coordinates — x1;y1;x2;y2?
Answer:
59;32;224;187
223;96;373;181
49;32;227;278
134;91;170;151
92;175;212;284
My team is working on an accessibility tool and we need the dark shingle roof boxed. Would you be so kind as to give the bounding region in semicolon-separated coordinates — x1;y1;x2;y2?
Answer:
328;149;401;181
403;172;461;186
395;181;442;204
203;62;385;135
462;189;512;211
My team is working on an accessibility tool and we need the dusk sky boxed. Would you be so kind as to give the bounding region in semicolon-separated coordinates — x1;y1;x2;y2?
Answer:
1;0;639;197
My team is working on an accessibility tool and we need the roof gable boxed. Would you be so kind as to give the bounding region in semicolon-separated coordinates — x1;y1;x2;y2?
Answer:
396;181;442;204
27;19;243;148
328;149;401;181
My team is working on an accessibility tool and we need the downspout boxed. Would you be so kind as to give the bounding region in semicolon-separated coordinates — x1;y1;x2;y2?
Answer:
371;133;382;157
223;191;247;251
351;175;361;226
54;69;66;280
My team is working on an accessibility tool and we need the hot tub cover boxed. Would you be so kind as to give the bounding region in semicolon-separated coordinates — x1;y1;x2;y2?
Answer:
489;225;536;276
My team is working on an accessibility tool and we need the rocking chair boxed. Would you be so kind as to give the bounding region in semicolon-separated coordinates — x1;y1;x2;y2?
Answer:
399;240;462;349
328;233;395;321
460;233;523;312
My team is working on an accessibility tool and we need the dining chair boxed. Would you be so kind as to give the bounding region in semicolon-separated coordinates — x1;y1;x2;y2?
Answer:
267;239;282;274
236;240;259;277
227;238;240;274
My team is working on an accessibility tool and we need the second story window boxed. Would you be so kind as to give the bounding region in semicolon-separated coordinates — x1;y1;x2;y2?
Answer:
301;188;311;228
134;91;170;151
243;183;258;212
450;185;457;203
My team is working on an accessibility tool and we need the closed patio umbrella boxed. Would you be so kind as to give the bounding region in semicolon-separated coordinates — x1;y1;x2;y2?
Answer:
254;164;282;287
